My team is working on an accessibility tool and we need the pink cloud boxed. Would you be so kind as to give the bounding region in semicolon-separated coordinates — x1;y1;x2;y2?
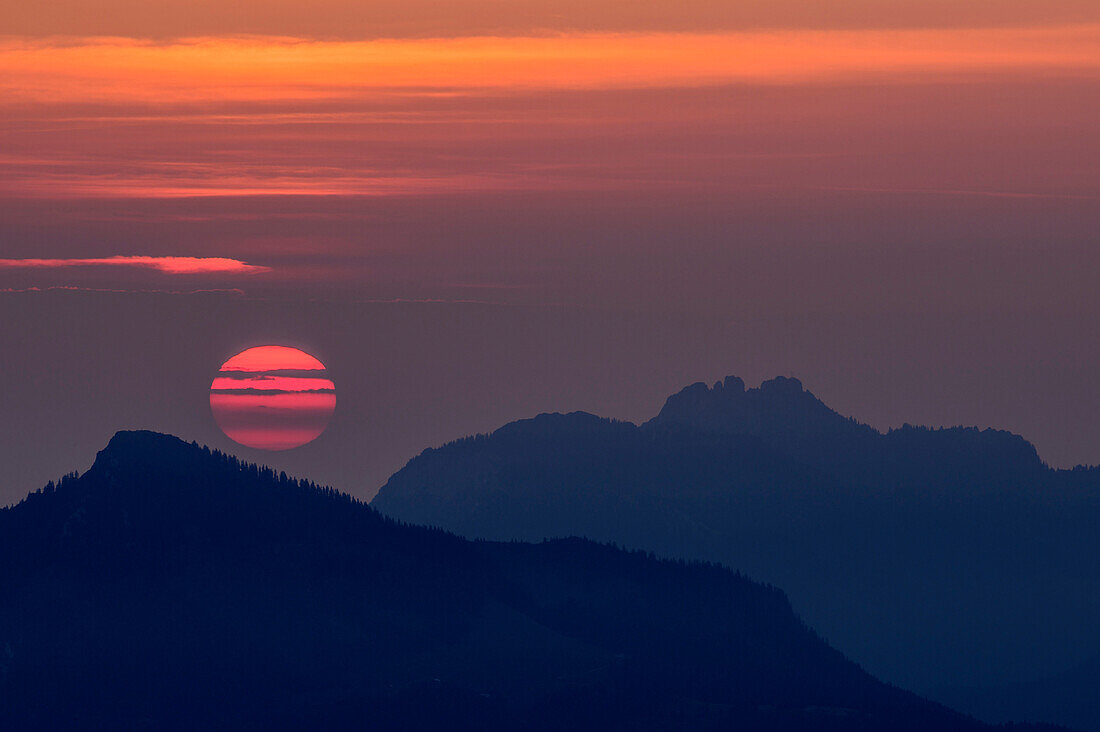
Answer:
0;255;270;274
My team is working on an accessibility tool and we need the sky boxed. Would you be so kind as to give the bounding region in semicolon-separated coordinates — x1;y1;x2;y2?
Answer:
2;1;1099;503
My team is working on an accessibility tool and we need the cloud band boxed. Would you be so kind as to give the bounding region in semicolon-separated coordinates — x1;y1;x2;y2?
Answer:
0;256;271;274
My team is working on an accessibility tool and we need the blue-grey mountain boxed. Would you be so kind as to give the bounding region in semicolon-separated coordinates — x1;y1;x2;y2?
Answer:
372;376;1100;730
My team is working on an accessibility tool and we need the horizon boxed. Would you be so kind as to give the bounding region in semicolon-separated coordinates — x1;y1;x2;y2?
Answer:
6;366;1096;508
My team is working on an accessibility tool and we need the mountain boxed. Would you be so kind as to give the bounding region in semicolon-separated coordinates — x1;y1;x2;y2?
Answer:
938;653;1100;732
372;377;1100;728
0;431;1036;731
651;376;1047;492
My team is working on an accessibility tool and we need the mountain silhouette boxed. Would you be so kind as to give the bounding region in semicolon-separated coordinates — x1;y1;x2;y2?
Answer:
0;430;1049;731
372;376;1100;730
938;652;1100;732
651;376;1047;491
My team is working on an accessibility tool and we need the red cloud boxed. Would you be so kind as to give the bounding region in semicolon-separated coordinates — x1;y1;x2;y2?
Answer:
0;256;270;274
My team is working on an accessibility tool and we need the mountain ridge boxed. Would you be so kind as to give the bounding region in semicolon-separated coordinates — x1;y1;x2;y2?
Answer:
371;376;1100;730
646;376;1047;489
1;429;1030;731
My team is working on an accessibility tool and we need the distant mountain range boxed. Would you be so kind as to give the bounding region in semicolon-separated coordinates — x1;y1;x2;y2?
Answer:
372;376;1100;731
0;430;1051;731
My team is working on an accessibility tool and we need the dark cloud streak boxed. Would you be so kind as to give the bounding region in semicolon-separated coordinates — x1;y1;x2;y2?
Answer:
4;0;1098;39
209;388;336;395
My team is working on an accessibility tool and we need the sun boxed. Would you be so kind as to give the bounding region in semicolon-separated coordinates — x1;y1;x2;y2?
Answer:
209;345;336;451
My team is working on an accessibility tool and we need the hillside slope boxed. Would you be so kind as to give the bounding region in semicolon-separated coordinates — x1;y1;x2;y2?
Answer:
0;430;1014;731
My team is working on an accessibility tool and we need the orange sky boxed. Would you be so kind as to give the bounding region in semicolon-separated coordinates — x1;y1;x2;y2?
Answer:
1;8;1098;301
2;24;1098;201
3;26;1099;105
4;0;1099;38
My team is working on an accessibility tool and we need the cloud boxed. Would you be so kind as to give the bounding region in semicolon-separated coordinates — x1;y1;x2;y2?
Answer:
808;185;1100;201
209;388;336;395
0;285;247;295
1;28;1097;202
210;375;335;393
3;0;1098;39
0;256;270;274
215;369;336;379
3;27;1099;107
1;27;1097;202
